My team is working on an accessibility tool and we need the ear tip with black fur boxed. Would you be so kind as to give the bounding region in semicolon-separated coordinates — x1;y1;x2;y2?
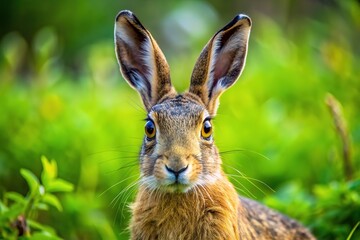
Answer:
115;10;134;22
236;14;252;27
235;14;252;27
220;14;251;33
115;10;145;30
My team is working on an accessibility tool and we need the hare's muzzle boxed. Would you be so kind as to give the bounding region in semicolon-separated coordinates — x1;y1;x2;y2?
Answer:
165;165;189;182
152;153;197;193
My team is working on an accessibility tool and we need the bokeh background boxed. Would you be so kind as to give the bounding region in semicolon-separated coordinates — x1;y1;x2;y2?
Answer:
0;0;359;239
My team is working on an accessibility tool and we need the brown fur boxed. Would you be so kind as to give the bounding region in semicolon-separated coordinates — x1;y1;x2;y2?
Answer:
114;10;316;240
131;171;240;240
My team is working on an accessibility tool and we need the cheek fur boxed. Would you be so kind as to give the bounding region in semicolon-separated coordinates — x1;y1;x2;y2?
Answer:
140;142;157;176
199;142;219;174
188;159;202;183
152;156;167;181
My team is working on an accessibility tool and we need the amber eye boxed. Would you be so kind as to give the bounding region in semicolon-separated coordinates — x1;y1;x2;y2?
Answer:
201;119;212;139
145;120;156;139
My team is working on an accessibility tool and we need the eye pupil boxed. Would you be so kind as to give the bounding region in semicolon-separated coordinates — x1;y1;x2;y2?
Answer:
146;125;154;134
201;120;212;139
204;122;211;133
145;121;156;139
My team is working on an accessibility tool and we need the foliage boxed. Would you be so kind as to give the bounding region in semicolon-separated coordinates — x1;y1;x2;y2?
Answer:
0;156;73;239
0;0;359;239
264;180;360;239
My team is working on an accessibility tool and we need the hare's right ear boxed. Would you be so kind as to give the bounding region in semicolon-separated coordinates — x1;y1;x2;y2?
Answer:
114;10;176;111
189;14;251;115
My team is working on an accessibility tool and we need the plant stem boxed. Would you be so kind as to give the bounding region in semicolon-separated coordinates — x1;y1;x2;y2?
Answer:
325;93;353;181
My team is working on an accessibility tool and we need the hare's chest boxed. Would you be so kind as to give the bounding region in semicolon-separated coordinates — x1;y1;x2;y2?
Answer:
131;203;201;239
130;200;239;240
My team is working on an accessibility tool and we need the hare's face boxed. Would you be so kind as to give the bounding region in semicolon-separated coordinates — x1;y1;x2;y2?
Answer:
139;95;221;193
115;11;251;193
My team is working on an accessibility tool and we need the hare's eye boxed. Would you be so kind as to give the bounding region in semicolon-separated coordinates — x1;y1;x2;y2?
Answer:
201;120;212;139
145;120;156;140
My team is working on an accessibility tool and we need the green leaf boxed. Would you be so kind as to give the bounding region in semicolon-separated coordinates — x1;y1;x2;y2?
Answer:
347;221;360;240
27;219;59;237
42;193;63;212
34;202;49;211
0;203;24;222
46;179;74;193
0;200;8;213
29;232;62;240
20;169;40;196
41;156;57;188
5;192;26;204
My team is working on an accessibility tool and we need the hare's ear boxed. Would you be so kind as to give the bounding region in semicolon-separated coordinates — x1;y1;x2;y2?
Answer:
114;10;176;111
189;14;251;115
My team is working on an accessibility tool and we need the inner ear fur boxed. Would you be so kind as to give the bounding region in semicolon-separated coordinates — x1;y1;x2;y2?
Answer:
189;14;252;115
114;10;176;111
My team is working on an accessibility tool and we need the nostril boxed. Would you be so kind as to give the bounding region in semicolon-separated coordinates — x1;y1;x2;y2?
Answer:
165;165;189;178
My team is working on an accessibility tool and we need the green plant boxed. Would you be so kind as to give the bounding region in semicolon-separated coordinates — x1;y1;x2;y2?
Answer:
264;180;360;240
263;94;360;239
0;156;74;239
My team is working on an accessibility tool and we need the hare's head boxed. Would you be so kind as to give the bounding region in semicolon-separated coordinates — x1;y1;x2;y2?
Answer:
115;10;251;193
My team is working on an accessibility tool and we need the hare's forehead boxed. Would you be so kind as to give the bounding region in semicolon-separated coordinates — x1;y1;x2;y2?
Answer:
149;96;207;126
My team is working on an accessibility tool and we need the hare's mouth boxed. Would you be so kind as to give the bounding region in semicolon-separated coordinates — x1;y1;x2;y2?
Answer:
141;175;194;193
162;183;192;193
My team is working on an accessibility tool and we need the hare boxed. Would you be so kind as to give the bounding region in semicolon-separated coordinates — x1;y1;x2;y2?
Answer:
114;10;316;240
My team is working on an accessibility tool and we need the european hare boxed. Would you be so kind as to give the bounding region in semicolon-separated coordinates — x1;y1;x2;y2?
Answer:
114;10;315;240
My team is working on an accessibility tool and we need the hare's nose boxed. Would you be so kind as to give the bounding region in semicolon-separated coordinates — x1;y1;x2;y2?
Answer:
165;165;188;179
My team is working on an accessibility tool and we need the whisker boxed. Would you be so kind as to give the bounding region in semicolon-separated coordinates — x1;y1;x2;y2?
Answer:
98;155;139;165
242;176;275;193
110;177;140;208
219;148;271;162
121;185;138;219
112;177;140;224
223;164;269;196
198;184;214;204
87;147;140;157
119;226;131;236
191;186;200;210
118;179;140;205
232;183;254;199
195;185;205;210
227;174;257;199
105;162;139;174
99;175;137;197
114;198;123;225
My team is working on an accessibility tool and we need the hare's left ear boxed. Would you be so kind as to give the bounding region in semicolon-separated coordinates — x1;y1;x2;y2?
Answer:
114;10;176;111
189;14;251;115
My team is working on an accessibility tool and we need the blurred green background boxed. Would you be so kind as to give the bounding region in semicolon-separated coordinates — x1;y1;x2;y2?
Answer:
0;0;359;239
